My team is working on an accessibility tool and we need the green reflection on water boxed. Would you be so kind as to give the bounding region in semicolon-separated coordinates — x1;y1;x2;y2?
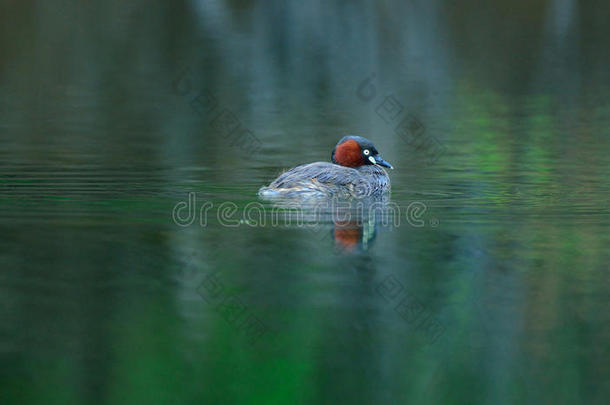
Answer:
1;0;610;404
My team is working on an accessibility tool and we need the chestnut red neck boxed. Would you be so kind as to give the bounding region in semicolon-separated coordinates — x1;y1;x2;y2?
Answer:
332;139;364;167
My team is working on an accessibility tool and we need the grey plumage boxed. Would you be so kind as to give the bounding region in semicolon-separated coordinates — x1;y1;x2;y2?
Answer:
259;162;390;198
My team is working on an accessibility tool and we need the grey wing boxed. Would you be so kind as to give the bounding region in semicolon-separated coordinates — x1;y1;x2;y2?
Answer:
269;162;369;195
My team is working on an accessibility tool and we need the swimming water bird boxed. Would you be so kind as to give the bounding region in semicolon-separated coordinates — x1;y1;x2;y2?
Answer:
258;136;393;198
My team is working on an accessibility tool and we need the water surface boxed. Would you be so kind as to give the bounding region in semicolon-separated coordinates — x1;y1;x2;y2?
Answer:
1;1;609;404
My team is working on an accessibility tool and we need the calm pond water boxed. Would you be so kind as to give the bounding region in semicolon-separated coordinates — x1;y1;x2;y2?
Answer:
1;1;609;404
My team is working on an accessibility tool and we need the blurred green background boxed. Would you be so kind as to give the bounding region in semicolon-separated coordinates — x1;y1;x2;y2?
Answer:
1;1;609;404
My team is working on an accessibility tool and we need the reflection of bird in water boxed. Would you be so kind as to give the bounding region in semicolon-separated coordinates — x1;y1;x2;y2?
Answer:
262;195;392;253
259;136;392;199
332;216;377;253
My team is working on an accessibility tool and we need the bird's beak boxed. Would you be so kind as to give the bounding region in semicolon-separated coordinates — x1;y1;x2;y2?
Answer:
369;155;393;169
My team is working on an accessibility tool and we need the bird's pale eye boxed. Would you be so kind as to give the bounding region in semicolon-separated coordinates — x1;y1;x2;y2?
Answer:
363;149;370;155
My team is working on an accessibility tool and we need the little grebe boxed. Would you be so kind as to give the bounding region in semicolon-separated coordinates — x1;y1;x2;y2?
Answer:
259;136;393;198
